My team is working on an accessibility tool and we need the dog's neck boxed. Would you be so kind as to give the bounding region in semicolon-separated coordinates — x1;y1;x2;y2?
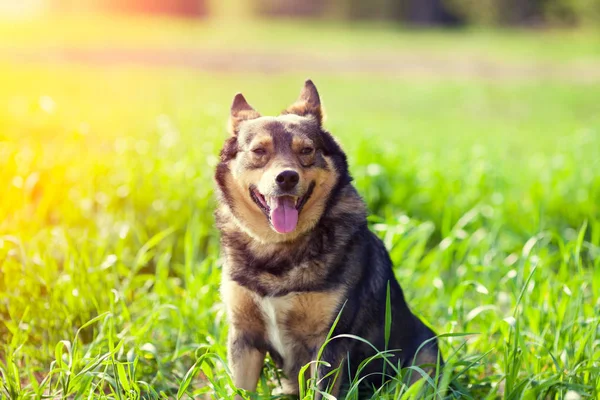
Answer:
217;184;367;258
217;184;369;296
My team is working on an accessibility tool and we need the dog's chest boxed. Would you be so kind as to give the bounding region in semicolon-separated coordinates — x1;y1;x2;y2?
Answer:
256;295;294;365
253;291;343;369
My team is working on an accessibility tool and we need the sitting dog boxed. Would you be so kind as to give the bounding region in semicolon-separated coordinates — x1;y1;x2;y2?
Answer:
215;80;440;398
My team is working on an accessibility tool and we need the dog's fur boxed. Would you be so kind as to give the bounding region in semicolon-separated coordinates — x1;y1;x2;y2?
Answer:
215;80;440;398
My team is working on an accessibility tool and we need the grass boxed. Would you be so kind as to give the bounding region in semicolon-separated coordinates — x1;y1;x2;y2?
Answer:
1;17;600;400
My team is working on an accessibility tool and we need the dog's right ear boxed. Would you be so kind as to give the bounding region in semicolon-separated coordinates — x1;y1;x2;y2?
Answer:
283;79;323;124
228;93;260;136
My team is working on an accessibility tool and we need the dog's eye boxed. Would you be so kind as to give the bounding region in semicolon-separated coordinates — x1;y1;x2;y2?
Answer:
252;148;267;155
300;147;314;155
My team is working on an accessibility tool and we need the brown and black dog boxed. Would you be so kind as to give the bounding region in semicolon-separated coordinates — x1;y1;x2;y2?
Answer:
215;80;440;398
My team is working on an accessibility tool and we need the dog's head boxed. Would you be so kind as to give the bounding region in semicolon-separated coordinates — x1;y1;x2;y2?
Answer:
215;80;351;243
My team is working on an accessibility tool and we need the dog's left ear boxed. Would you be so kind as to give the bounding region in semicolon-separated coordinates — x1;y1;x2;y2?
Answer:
229;93;261;136
283;79;323;124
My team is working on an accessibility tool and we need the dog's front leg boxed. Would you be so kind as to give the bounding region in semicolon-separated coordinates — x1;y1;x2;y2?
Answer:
222;280;267;398
228;329;265;398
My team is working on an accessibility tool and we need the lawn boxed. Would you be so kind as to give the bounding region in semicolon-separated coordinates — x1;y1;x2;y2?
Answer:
0;17;599;399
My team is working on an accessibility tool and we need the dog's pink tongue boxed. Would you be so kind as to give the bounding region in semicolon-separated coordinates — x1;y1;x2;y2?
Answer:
270;196;298;234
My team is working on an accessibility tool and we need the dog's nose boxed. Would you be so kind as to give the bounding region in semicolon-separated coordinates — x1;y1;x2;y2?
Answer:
275;170;299;191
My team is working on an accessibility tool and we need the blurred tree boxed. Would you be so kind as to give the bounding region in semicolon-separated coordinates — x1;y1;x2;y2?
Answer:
209;0;255;20
405;0;463;25
253;0;599;26
257;0;463;25
543;0;600;26
343;0;403;20
50;0;600;26
257;0;328;17
51;0;207;17
444;0;600;25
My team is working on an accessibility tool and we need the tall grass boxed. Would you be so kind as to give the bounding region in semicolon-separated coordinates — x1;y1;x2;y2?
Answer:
0;64;599;398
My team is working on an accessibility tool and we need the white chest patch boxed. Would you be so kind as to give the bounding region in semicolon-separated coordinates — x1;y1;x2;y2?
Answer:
254;294;295;368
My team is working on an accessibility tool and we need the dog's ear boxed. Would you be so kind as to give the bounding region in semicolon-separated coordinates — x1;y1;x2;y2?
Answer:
229;93;260;136
283;79;323;124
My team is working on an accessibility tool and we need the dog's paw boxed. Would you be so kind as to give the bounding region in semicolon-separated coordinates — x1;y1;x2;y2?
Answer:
272;379;299;398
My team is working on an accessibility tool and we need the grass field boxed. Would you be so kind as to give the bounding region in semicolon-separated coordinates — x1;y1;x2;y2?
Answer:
1;16;599;399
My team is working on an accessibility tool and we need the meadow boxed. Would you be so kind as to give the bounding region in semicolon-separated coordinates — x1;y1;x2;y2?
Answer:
0;16;599;399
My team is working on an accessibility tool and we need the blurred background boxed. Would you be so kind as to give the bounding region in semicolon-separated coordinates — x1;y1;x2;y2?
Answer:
3;0;600;25
2;0;599;81
1;0;599;398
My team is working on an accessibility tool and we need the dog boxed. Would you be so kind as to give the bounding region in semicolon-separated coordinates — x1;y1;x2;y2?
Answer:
215;80;440;398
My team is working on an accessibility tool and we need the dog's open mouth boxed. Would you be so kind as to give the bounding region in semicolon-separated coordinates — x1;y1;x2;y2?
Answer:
249;183;315;234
